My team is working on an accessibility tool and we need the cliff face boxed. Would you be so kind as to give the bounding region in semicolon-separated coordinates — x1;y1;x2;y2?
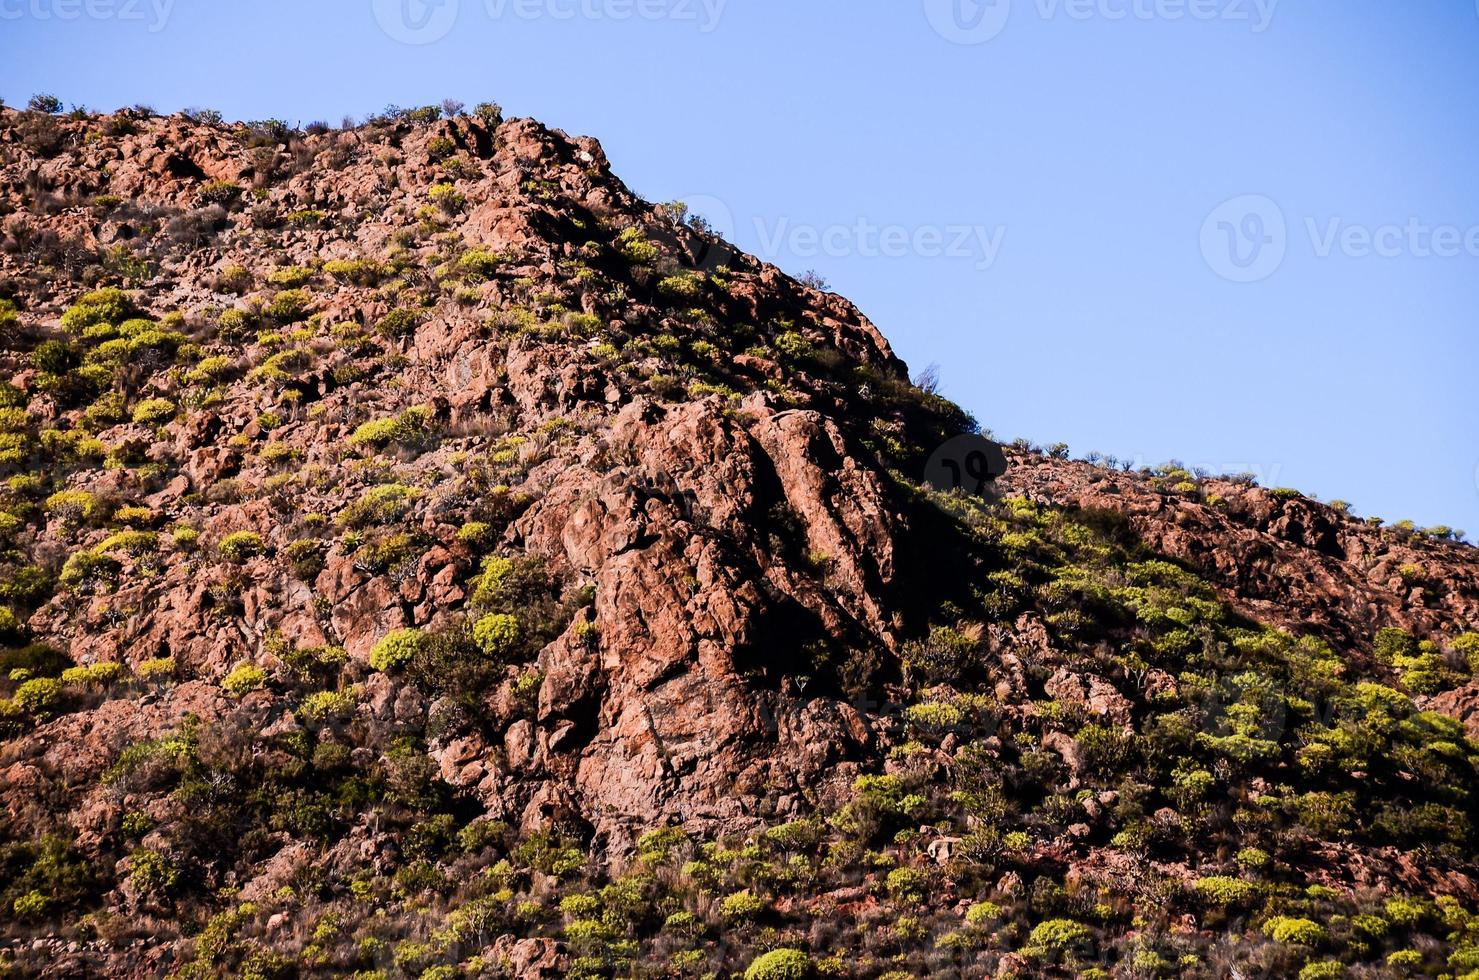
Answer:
1;105;1478;978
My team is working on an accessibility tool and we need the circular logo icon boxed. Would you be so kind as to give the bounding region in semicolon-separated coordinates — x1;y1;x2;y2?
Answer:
924;0;1012;44
925;435;1009;497
1200;194;1287;283
373;0;459;45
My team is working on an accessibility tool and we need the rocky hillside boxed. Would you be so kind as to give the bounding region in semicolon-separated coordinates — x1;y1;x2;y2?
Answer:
1;102;1478;979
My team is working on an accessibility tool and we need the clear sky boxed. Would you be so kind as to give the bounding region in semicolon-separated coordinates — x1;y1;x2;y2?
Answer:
3;0;1476;532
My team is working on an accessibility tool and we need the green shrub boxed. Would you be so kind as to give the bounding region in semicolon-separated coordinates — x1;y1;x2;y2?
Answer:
1454;633;1479;674
457;521;491;546
1192;876;1259;907
12;890;48;920
61;661;123;687
559;893;600;918
323;258;390;285
137;657;176;681
376;308;421;337
13;676;64;715
219;530;265;563
616;227;657;264
61;288;134;333
718;889;767;922
131;398;177;425
965;902;1002;926
1298;963;1344;980
267;265;314;287
1384;896;1428;926
885;867;928;901
744;948;812;980
428;183;464;213
221;663;268;696
657;274;702;299
128;848;181;896
45;489;99;523
348;407;436;451
458;249;501;280
1262;916;1327;946
370;628;423;672
339;483;421;528
198;180;243;205
472;613;520;659
266;289;311;322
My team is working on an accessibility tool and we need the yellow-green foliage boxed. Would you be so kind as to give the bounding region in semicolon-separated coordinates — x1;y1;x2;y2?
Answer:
457;522;491;546
376;308;421;337
370;628;422;672
472;614;520;659
267;265;314;287
470;555;514;606
323;258;391;285
744;948;811;980
45;489;99;524
219;530;265;563
339;483;421;528
718;889;766;922
965;902;1002;926
221;663;268;696
61;288;134;333
1453;633;1479;674
457;249;500;280
616;227;657;264
299;688;357;722
61;661;124;687
428;183;464;212
1192;876;1259;907
12;676;64;715
1262;916;1328;946
137;657;176;680
131;398;177;425
657;274;701;299
1026;919;1092;957
348;408;435;451
266;289;311;322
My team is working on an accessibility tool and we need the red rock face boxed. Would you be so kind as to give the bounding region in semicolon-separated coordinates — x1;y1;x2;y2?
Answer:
1;105;1477;974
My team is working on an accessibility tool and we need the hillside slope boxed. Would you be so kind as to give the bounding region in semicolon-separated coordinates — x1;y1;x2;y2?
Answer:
1;104;1478;978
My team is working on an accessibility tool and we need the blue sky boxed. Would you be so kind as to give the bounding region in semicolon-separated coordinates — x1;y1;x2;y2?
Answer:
3;0;1476;532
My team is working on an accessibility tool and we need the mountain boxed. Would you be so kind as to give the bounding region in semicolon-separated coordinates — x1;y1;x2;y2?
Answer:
1;102;1478;979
